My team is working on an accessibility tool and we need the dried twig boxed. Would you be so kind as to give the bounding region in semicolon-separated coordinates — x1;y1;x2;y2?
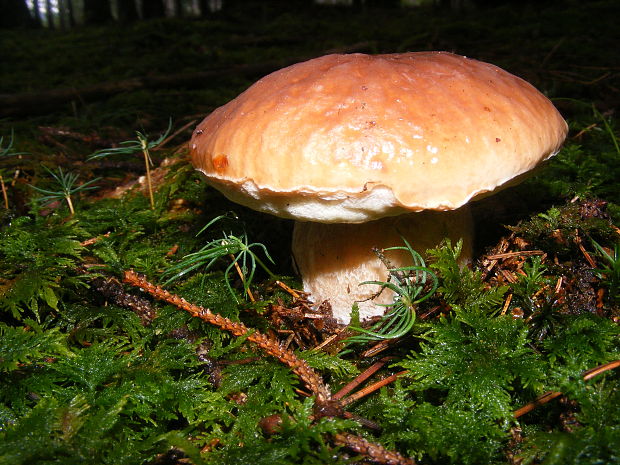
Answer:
0;175;8;209
333;356;394;401
123;269;330;402
311;328;346;352
500;293;513;316
485;250;545;260
122;270;416;465
583;360;620;381
92;274;156;325
80;232;111;247
340;371;408;407
275;280;303;299
333;433;415;465
514;360;620;418
156;119;196;149
360;338;401;358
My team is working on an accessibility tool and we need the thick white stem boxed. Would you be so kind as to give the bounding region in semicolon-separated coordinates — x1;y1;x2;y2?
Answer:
292;206;473;324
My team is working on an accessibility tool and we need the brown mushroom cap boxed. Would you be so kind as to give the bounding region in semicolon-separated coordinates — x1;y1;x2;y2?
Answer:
190;52;568;224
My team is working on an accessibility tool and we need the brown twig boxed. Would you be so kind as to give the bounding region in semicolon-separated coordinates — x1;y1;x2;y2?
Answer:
583;360;620;381
574;232;597;268
514;390;563;419
360;338;400;358
122;270;416;465
311;328;345;352
514;360;620;418
275;280;303;300
333;433;415;465
333;357;394;401
572;123;598;139
156;119;196;149
0;175;8;209
80;232;111;247
92;274;156;325
540;37;566;68
485;250;545;260
500;293;513;316
341;371;409;407
123;269;330;402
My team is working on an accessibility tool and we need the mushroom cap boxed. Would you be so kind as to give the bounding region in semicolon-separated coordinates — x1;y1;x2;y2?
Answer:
190;52;567;223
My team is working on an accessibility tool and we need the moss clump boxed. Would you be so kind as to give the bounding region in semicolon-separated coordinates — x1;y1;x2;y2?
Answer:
1;3;620;463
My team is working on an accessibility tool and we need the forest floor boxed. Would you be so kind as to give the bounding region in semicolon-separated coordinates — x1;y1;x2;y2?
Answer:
1;1;620;464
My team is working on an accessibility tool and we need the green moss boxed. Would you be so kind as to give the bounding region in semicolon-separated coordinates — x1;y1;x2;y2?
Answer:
1;3;620;463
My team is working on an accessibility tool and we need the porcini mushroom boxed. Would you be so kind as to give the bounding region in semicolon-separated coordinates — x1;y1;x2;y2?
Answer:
189;52;567;324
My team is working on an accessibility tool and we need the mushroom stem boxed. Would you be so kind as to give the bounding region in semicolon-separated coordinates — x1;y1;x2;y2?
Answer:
292;207;473;324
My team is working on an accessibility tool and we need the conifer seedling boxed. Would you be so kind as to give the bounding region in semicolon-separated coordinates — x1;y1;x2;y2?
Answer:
162;214;276;303
592;239;620;302
87;119;172;209
30;165;100;216
0;130;28;209
345;237;438;349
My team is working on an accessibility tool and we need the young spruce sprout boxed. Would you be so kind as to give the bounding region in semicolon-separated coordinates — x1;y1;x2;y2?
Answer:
30;165;100;216
345;238;438;349
0;130;28;209
592;239;620;302
87;119;172;209
162;214;276;303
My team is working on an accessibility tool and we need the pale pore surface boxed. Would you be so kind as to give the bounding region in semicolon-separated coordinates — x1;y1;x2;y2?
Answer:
292;207;473;324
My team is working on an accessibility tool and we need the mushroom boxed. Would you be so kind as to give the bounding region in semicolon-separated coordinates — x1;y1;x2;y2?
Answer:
189;52;568;324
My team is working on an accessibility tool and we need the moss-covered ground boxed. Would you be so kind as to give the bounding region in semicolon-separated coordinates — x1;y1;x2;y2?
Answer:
1;1;619;464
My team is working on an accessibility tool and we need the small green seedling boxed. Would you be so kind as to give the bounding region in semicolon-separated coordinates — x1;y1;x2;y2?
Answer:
512;255;549;310
537;207;562;228
345;238;438;348
592;239;620;302
162;214;276;302
30;165;100;216
87;120;172;209
0;130;28;209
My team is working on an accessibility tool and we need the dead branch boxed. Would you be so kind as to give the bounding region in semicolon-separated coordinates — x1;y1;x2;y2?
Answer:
123;269;331;402
514;360;620;418
333;433;415;465
122;270;416;465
